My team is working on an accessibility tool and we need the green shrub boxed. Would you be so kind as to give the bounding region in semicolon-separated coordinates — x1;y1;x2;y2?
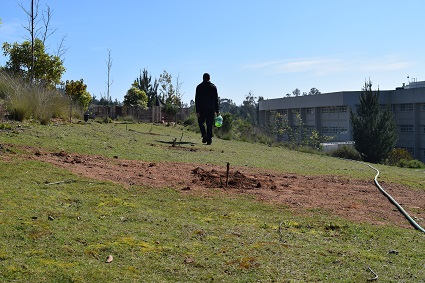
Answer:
183;114;196;126
220;113;233;133
397;159;425;169
0;123;12;130
329;145;362;160
386;148;413;166
218;131;233;140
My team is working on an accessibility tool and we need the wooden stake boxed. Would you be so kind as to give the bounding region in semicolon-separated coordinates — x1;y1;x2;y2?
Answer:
226;162;230;188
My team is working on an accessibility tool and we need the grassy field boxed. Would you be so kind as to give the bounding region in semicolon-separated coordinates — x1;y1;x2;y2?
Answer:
1;121;424;282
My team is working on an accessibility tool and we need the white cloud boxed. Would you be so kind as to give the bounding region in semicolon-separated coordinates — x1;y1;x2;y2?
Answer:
243;58;343;76
243;55;412;76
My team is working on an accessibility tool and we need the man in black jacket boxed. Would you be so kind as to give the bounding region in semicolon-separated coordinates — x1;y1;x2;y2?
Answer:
195;73;220;145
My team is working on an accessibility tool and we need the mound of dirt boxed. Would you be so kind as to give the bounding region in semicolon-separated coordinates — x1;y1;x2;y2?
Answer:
4;146;424;229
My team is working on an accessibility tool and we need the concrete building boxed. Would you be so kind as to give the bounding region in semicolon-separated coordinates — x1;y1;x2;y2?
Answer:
258;81;425;163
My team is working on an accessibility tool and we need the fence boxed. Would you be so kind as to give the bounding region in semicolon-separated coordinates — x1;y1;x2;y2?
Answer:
90;105;191;123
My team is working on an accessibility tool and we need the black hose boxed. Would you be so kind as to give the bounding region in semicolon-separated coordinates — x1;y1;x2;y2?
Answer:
362;162;425;233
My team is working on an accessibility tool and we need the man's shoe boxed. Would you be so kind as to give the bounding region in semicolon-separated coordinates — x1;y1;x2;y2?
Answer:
202;136;207;143
207;139;212;145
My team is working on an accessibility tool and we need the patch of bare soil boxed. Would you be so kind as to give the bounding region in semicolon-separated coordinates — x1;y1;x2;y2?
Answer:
6;146;425;229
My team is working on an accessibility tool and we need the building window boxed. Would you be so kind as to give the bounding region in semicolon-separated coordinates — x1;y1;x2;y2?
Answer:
306;108;314;114
322;127;348;134
423;126;425;134
422;104;425;111
400;104;413;111
399;125;414;133
321;106;347;113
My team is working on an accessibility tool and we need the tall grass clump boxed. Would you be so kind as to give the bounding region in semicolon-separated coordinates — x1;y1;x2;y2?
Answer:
0;70;70;123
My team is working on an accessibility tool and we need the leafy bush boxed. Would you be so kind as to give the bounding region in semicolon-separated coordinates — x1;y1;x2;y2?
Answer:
218;131;233;140
183;114;196;126
329;145;362;160
386;148;413;166
0;123;12;130
397;159;425;169
384;148;425;168
220;113;233;133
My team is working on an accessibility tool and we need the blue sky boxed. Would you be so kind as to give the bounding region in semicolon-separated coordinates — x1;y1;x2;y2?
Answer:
1;0;424;105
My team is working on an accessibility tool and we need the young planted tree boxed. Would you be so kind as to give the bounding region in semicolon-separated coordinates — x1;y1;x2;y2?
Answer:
158;70;184;121
350;80;398;163
65;79;91;122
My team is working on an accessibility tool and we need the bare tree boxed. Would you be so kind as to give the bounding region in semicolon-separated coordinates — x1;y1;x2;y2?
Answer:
40;5;68;59
55;34;69;59
106;49;113;103
18;0;68;79
40;5;57;44
174;73;184;107
19;0;40;81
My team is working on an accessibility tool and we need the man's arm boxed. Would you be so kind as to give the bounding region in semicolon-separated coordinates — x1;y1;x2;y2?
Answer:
214;87;219;115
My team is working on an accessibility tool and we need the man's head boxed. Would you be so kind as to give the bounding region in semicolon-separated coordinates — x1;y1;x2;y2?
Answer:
203;73;210;82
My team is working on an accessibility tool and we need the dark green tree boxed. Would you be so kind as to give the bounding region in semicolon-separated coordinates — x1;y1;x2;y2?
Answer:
134;69;158;107
350;80;398;163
